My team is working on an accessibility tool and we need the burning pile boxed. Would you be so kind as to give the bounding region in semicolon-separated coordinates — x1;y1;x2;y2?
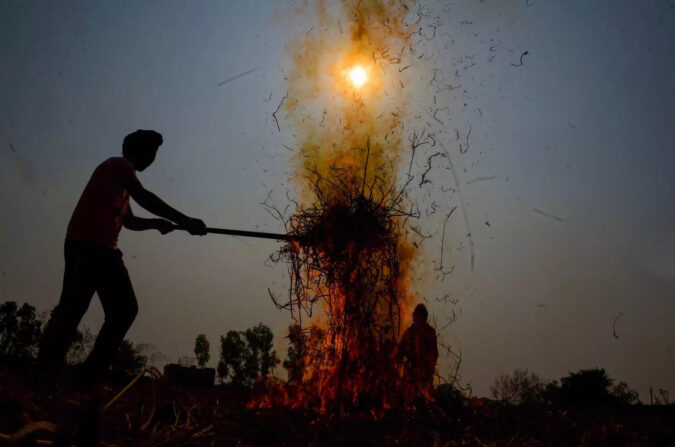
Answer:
266;163;417;415
255;0;423;415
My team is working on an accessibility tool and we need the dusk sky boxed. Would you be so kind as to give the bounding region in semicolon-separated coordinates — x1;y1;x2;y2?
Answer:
1;0;673;400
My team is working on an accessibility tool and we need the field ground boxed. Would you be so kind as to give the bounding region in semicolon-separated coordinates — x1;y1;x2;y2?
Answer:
2;372;674;446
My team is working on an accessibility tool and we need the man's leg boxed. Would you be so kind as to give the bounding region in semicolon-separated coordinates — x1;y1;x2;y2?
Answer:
82;249;138;384
36;243;96;387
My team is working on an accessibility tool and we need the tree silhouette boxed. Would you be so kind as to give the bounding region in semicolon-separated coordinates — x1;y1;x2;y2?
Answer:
490;369;545;405
558;368;640;407
0;301;43;368
489;368;641;408
282;324;326;384
243;324;279;379
653;388;671;405
611;380;641;406
194;334;210;368
559;368;612;407
217;324;280;386
109;339;147;384
218;330;247;385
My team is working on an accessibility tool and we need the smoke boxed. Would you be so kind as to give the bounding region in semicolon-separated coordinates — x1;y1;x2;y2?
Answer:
258;1;430;412
284;0;416;203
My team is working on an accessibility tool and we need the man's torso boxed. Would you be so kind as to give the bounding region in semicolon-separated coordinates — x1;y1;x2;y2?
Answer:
66;157;136;249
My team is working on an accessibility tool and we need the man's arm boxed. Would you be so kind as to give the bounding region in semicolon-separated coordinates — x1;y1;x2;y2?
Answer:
123;206;175;234
121;176;206;235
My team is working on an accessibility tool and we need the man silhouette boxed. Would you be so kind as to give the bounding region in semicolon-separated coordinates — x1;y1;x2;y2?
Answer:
37;129;207;390
398;303;439;392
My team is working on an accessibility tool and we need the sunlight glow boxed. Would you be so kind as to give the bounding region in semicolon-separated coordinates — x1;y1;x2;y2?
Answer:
348;66;367;88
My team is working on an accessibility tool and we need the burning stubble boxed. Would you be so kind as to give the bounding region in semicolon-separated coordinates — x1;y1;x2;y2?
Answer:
259;0;425;415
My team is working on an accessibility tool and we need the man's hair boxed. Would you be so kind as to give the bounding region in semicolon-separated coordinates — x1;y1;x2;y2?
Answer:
122;130;163;158
413;303;428;321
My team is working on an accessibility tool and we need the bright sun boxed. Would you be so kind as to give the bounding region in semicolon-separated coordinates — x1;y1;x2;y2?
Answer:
348;66;367;88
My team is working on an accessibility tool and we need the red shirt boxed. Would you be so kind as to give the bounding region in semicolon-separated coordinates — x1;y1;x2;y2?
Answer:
66;157;137;248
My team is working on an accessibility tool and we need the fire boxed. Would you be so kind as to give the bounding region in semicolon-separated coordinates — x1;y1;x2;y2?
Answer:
347;65;367;88
253;0;428;416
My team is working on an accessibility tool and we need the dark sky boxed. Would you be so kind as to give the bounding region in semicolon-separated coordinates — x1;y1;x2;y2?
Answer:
1;0;673;399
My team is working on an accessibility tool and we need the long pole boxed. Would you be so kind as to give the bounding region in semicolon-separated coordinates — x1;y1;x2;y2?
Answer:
174;226;297;241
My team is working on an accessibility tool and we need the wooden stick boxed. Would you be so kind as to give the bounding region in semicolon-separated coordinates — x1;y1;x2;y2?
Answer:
174;226;298;241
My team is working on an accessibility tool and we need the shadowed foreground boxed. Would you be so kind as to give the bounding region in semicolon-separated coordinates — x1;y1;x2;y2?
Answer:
2;369;674;446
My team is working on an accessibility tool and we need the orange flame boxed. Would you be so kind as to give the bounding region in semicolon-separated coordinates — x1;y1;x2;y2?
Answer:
253;0;426;416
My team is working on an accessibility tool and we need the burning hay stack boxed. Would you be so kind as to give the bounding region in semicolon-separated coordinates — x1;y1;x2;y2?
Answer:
268;166;417;414
256;0;425;415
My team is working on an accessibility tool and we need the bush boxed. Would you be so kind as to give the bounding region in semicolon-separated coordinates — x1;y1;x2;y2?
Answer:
557;368;640;407
490;369;545;405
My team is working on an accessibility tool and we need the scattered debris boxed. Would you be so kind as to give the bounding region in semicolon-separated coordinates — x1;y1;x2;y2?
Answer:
531;207;566;222
217;67;259;87
272;92;288;133
459;124;471;154
440;140;476;271
613;312;624;339
510;50;529;67
420;152;444;187
466;175;495;185
438;207;457;280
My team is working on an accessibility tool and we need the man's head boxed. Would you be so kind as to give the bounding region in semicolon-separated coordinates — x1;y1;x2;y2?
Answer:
412;303;428;324
122;129;163;171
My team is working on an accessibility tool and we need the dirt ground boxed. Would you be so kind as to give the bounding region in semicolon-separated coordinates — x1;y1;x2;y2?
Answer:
2;372;674;446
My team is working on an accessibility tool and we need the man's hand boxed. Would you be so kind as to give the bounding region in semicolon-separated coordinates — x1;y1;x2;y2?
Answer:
184;218;207;236
154;219;176;235
121;176;207;236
